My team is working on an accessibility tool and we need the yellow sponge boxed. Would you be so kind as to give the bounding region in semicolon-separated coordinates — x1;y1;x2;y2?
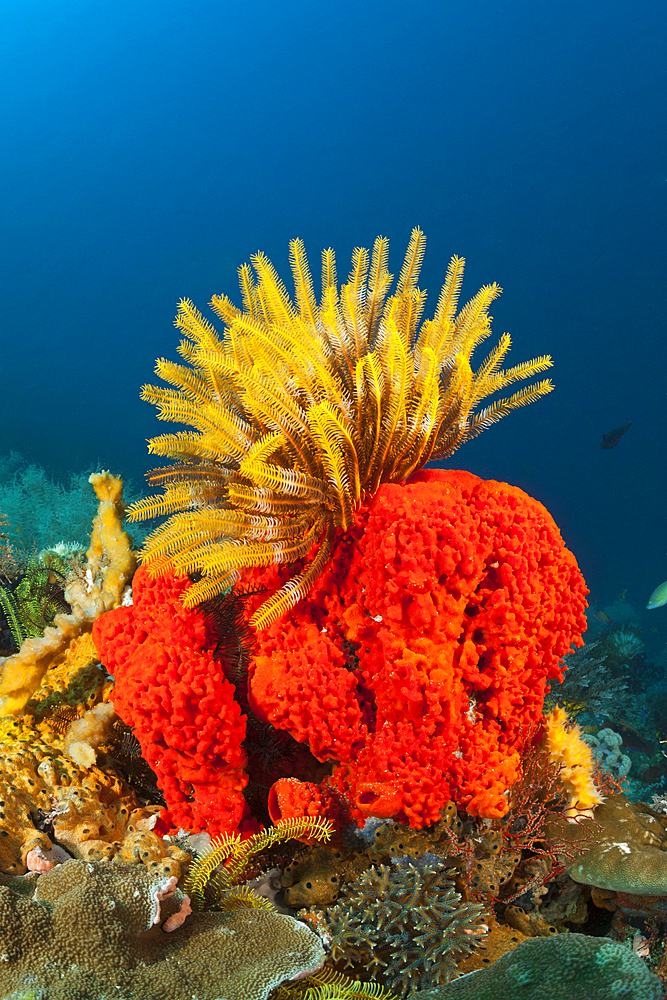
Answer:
544;705;603;814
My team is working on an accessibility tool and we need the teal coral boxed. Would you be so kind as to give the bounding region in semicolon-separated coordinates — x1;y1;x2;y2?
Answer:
413;933;662;1000
320;862;487;997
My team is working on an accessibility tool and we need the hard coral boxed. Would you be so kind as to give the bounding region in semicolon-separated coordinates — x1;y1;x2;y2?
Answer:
547;793;667;895
92;563;256;835
415;933;662;1000
319;861;487;998
244;469;587;824
0;858;324;1000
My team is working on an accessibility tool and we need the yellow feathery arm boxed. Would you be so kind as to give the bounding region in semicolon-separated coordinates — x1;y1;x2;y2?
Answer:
395;288;427;347
236;263;257;316
321;247;337;295
183;523;324;608
428;255;466;338
449;283;501;354
152;359;214;404
144;431;243;465
466;380;555;437
307;402;359;526
365;236;392;338
343;245;370;354
385;347;440;481
365;320;409;493
354;352;384;483
249;521;335;628
289;238;318;326
472;353;554;400
468;332;513;392
320;285;357;389
175;299;226;354
251;251;298;329
228;482;319;515
139;386;234;438
191;518;320;574
395;226;426;296
137;509;259;562
237;458;327;503
143;464;232;487
126;478;228;520
237;380;316;472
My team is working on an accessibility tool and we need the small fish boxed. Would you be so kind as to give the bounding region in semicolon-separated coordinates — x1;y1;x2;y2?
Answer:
601;421;632;449
647;580;667;609
592;610;614;625
617;589;627;601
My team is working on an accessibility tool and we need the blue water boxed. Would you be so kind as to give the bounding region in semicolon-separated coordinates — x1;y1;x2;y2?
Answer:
1;0;665;626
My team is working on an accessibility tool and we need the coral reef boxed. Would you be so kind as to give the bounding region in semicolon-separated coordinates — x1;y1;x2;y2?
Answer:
185;816;333;910
547;639;629;716
281;844;370;907
414;933;662;999
0;857;325;1000
0;714;185;875
316;862;487;997
0;452;99;553
129;231;553;625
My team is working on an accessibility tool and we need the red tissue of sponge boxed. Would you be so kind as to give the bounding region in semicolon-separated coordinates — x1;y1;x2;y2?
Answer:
92;565;254;835
243;469;588;826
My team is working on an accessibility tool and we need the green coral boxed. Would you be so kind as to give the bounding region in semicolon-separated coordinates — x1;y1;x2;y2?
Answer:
321;863;487;998
415;933;662;1000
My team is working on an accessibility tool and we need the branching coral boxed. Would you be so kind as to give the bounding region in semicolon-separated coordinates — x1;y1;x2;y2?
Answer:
128;230;553;627
317;862;487;997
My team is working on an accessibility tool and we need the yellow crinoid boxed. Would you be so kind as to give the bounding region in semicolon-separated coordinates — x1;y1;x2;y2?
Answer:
129;229;553;628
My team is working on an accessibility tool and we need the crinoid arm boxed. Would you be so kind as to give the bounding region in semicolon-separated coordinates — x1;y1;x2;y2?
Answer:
130;230;553;626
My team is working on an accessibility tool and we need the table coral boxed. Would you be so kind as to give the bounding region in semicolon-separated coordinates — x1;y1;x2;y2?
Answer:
243;468;587;825
0;858;325;1000
92;562;256;835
